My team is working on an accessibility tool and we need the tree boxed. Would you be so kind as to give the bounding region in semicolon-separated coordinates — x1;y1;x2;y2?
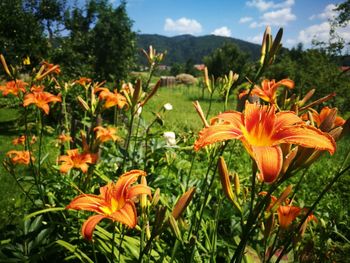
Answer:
335;0;350;26
52;0;100;77
265;48;350;112
203;42;249;79
0;0;47;66
93;0;136;82
312;0;350;56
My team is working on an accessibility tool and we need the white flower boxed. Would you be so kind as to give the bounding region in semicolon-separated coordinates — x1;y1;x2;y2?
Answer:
163;131;176;146
163;103;173;111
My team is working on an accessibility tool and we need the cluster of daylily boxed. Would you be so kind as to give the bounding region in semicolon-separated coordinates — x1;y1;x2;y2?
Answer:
193;72;347;261
195;78;343;184
1;30;348;262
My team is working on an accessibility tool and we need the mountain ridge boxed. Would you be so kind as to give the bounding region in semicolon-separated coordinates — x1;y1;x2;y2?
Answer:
136;34;262;65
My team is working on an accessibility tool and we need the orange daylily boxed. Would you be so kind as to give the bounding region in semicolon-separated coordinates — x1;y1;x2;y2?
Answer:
23;90;61;114
75;77;92;87
251;79;294;104
300;211;318;236
95;87;128;109
301;106;345;131
12;135;26;146
94;126;119;143
58;133;72;144
58;149;96;173
66;170;151;240
7;150;33;165
42;61;61;74
277;205;302;229
0;80;27;96
194;102;335;183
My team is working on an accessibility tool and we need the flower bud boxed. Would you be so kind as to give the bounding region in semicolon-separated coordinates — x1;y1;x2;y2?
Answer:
218;157;234;203
140;176;149;210
151;188;160;207
77;96;90;112
193;101;209;127
0;54;12;77
271;185;293;212
218;157;242;212
172;187;196;220
233;172;240;196
169;214;182;241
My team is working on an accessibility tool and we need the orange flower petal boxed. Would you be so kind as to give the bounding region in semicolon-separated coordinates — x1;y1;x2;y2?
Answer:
244;103;275;136
66;194;107;214
252;146;283;183
277;206;301;228
115;170;147;200
82;214;106;240
210;111;243;127
276;79;294;89
275;111;302;131
127;184;152;199
251;87;271;102
59;163;73;173
273;125;336;155
194;124;242;151
110;200;137;228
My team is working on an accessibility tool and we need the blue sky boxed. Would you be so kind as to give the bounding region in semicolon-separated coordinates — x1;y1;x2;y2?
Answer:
120;0;349;48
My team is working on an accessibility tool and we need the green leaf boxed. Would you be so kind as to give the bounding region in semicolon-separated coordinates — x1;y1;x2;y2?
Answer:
56;240;94;263
24;207;65;221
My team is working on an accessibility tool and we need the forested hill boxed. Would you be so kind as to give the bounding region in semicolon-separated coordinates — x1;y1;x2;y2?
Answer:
136;34;261;65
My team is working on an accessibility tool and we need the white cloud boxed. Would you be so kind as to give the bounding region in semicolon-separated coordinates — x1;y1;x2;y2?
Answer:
309;4;337;21
211;26;231;37
249;8;296;27
285;38;297;46
246;0;294;12
164;17;202;35
297;22;350;45
239;16;253;23
247;34;263;44
247;0;274;11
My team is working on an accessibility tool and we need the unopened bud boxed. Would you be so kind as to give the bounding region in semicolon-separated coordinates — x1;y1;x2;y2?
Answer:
299;89;315;106
140;176;148;210
169;214;182;241
77;96;90;111
218;157;242;212
319;108;337;132
132;79;142;105
0;54;12;77
172;187;196;220
218;157;234;203
146;222;151;240
271;185;292;212
330;126;343;141
193;101;209;127
141;80;161;106
151;188;160;206
233;173;240;195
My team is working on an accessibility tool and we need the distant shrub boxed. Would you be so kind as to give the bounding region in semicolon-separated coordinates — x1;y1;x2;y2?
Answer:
175;73;197;86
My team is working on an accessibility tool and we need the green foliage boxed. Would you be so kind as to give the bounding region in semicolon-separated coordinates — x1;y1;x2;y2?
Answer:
137;34;261;66
203;42;250;79
335;0;350;26
93;1;136;82
265;47;350;112
0;0;47;66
